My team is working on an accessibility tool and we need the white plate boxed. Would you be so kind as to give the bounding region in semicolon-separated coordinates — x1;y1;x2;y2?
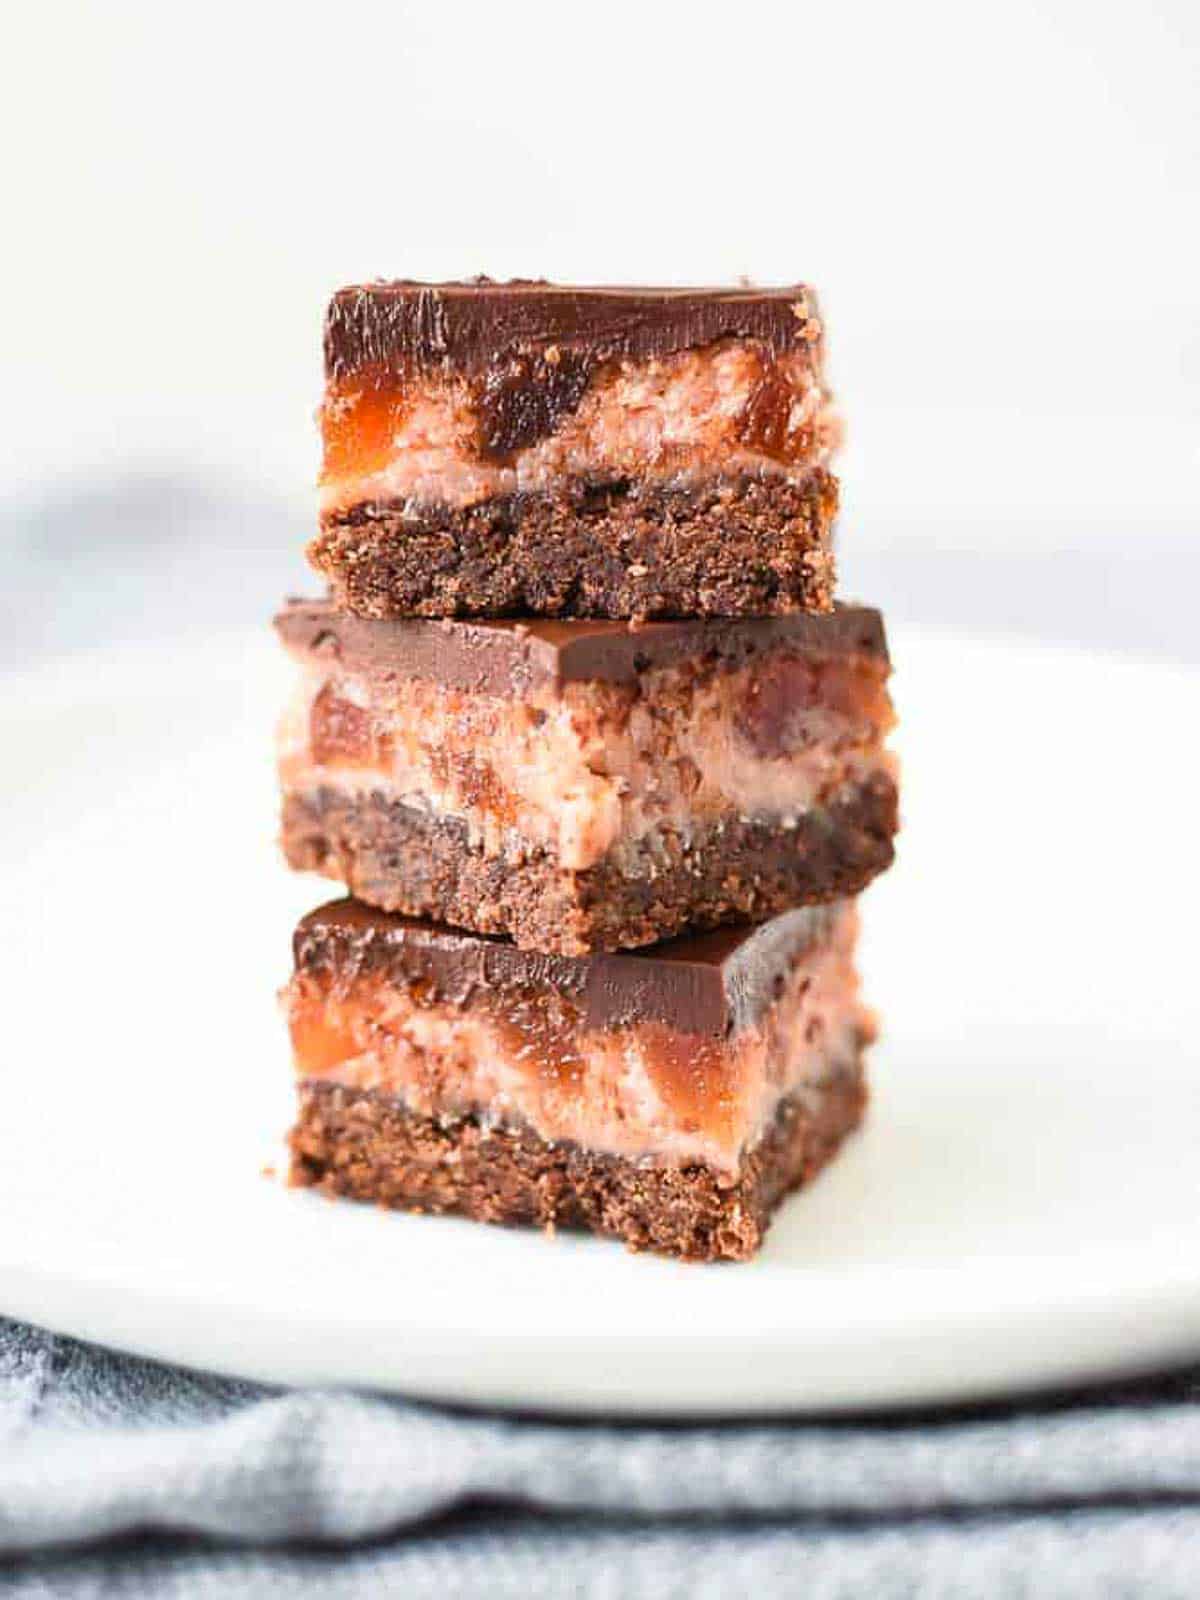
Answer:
1;625;1198;1416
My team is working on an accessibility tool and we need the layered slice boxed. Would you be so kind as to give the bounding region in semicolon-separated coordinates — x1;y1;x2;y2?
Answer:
312;280;841;619
276;599;898;955
286;897;871;1261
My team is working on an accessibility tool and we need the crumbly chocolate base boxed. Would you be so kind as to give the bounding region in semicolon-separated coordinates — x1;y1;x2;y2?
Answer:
281;773;897;955
288;1066;867;1262
310;471;837;620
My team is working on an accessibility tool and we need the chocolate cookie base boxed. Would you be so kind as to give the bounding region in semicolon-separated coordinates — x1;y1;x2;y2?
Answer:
310;470;837;620
281;773;897;955
289;1066;867;1262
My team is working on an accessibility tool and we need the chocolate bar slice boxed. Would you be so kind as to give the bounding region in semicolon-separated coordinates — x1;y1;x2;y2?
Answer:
286;898;871;1261
312;280;840;619
276;599;897;955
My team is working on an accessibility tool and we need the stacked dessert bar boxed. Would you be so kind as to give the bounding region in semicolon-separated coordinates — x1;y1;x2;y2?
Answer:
278;282;898;1261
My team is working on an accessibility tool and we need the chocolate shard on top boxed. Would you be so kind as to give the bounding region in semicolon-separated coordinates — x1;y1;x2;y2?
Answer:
324;278;821;388
274;597;888;697
294;897;840;1039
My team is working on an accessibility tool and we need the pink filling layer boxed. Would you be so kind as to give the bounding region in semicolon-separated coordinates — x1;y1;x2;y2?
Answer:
288;906;868;1171
278;650;894;873
320;343;841;515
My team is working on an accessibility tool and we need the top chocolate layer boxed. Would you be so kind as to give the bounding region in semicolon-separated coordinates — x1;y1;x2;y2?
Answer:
325;280;820;383
275;597;887;696
295;897;841;1038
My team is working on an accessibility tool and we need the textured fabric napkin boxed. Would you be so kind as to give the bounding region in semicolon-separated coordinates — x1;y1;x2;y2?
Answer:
2;1319;1199;1597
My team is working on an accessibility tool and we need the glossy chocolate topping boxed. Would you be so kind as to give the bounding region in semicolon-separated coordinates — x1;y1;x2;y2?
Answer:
274;598;887;696
294;898;841;1038
325;280;820;383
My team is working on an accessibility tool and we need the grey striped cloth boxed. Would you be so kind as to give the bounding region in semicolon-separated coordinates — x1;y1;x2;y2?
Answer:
2;1319;1199;1597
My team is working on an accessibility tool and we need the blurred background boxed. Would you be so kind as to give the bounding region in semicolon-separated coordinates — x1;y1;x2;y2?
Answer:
3;0;1196;669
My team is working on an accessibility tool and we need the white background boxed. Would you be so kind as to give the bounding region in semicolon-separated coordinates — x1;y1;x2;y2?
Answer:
1;1;1199;1403
1;0;1197;660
